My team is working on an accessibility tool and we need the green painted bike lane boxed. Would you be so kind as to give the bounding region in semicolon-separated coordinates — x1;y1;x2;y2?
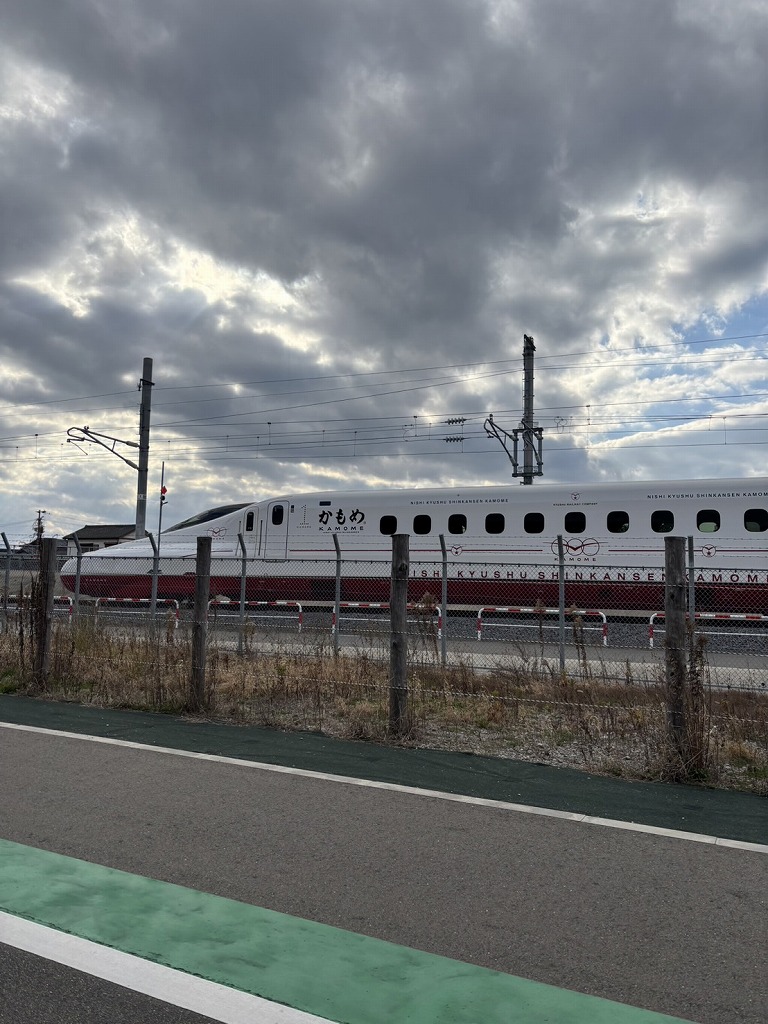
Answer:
0;838;694;1023
0;694;765;844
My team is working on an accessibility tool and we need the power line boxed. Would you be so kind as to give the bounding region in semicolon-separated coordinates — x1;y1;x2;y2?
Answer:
15;423;768;466
1;330;766;415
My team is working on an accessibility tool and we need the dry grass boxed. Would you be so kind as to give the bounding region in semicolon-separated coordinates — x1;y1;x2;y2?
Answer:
0;615;766;794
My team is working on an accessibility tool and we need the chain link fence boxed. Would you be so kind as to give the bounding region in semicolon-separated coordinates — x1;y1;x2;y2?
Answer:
18;540;764;692
4;552;768;684
1;536;766;791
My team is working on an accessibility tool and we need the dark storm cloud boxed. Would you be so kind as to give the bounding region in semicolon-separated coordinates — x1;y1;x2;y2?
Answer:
2;0;568;339
0;129;86;276
0;0;766;531
4;2;763;332
531;1;767;191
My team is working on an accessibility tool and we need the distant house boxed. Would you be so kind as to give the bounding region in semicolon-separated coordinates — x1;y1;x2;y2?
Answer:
63;525;135;556
12;538;68;567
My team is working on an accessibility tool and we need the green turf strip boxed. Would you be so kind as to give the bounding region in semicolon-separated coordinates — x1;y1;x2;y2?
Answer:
0;839;692;1024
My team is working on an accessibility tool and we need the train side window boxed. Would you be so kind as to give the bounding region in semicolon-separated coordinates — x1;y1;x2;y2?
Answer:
271;505;284;526
413;514;431;534
697;509;720;533
524;512;544;534
745;508;768;532
245;511;255;531
485;513;505;534
380;515;397;535
448;513;467;534
607;510;630;533
651;510;674;533
564;511;585;533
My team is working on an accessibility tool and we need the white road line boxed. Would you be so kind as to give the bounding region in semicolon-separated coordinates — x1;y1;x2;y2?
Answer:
2;721;766;854
0;912;325;1024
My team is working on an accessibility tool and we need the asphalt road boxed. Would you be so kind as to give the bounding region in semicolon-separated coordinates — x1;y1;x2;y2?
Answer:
0;697;766;1023
1;944;216;1024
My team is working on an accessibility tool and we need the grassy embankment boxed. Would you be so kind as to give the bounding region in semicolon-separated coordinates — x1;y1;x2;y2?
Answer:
0;609;765;793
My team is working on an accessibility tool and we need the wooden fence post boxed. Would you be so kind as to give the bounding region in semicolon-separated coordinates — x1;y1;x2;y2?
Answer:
389;534;409;736
189;535;211;712
32;538;58;690
664;536;688;778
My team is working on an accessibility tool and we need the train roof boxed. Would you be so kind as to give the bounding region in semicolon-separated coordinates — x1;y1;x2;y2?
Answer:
263;477;768;505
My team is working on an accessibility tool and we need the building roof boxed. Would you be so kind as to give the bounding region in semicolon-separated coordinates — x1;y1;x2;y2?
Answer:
64;525;135;541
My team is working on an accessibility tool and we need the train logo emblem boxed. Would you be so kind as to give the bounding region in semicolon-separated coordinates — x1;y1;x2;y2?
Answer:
552;537;601;557
701;544;717;558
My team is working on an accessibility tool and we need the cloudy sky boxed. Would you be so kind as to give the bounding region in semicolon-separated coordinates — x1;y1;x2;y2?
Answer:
1;0;766;544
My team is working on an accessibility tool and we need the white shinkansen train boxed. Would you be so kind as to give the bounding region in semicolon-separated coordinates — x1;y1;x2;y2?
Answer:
59;477;768;613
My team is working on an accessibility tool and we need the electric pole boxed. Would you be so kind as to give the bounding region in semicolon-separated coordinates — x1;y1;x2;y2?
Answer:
34;510;47;543
135;357;153;539
484;334;543;482
522;334;536;485
66;356;154;539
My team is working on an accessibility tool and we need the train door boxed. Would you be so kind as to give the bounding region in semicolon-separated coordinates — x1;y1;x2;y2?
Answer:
243;507;258;555
262;501;290;559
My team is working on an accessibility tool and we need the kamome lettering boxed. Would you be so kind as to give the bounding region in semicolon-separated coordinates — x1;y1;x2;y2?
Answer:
645;491;759;500
408;567;768;584
409;498;509;505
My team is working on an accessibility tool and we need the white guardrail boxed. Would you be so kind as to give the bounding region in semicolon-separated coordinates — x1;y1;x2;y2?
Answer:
648;611;768;649
95;597;180;627
332;602;443;638
208;599;304;633
475;606;608;645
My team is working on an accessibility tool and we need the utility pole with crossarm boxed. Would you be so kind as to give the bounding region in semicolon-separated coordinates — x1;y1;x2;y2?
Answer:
66;356;154;538
484;334;543;483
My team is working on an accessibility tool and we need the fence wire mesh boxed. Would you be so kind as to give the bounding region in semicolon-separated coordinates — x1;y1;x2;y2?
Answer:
4;546;768;689
2;543;767;790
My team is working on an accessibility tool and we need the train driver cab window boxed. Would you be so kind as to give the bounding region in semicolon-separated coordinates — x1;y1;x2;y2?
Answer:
485;513;505;534
651;510;674;533
697;510;720;533
564;511;586;533
524;512;544;534
745;508;768;532
448;513;467;534
245;511;255;531
380;515;397;535
607;510;630;533
271;505;284;526
413;514;431;534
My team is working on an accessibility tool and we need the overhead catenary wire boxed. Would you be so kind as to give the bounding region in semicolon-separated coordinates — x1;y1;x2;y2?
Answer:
0;329;766;415
1;330;767;462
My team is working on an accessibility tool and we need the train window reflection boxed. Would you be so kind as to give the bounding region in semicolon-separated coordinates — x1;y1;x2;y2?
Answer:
745;508;768;532
413;514;431;534
524;512;544;534
165;503;250;533
448;514;467;534
697;510;720;533
651;510;674;533
485;513;505;534
607;510;630;533
380;515;397;535
564;511;585;533
271;505;284;526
